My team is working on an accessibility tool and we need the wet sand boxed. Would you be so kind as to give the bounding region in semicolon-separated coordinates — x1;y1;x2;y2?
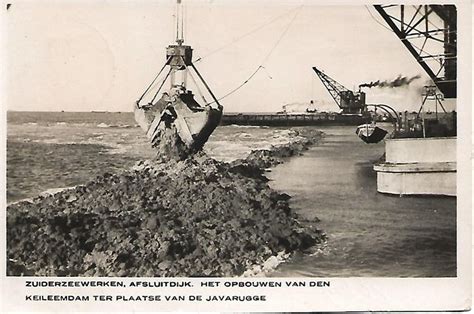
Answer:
267;126;456;277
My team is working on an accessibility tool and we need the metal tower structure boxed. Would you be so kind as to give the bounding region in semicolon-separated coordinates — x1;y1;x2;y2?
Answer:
312;67;366;114
373;5;457;98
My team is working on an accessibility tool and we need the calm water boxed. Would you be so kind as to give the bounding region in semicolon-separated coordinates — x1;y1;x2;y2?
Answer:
7;112;456;277
267;126;456;277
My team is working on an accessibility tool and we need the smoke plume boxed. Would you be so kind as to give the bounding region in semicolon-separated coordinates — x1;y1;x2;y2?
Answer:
359;75;421;89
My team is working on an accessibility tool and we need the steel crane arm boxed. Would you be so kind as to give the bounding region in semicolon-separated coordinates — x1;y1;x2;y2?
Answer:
373;6;437;80
372;5;456;98
312;67;351;109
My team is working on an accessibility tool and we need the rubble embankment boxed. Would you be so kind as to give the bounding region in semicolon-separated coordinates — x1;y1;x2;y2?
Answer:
7;128;325;277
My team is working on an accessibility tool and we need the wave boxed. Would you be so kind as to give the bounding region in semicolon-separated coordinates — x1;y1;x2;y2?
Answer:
97;123;135;128
242;251;290;277
223;124;265;129
235;132;252;139
13;122;89;127
15;122;136;128
8;185;79;206
39;138;63;144
28;137;112;147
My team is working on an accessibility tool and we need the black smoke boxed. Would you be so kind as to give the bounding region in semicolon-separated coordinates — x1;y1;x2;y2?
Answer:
359;75;421;88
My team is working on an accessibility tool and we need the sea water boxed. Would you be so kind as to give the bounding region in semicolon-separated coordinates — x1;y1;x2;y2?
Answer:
267;126;456;277
7;111;302;202
7;112;456;277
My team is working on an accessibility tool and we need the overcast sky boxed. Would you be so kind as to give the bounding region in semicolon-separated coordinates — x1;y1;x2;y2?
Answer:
4;0;456;112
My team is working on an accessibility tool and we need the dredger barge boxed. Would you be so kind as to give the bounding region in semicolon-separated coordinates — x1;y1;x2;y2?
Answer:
221;67;372;127
221;112;367;126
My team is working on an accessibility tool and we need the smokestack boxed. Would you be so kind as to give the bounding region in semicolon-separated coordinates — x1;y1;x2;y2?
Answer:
359;75;421;89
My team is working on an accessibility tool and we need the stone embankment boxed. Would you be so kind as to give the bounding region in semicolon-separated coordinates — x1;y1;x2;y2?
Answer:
7;128;325;276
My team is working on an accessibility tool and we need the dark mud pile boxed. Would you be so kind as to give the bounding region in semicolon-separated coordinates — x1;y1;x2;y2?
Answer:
154;124;195;161
7;129;325;277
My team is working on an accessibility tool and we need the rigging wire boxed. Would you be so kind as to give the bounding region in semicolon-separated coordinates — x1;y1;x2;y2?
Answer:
405;5;456;47
136;56;172;106
180;55;208;103
194;5;301;63
180;0;184;41
365;5;455;48
205;6;302;105
261;7;300;64
364;5;445;67
175;0;179;42
183;0;187;42
206;66;264;106
365;5;396;33
188;70;208;103
150;68;173;105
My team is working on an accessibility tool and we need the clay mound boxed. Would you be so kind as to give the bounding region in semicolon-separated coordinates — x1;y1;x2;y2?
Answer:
154;125;195;161
7;129;325;277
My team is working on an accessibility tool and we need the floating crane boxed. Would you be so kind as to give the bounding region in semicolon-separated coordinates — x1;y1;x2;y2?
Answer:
313;67;406;143
312;67;366;115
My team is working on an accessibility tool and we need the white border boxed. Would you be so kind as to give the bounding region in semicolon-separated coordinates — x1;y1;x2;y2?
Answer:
0;0;471;311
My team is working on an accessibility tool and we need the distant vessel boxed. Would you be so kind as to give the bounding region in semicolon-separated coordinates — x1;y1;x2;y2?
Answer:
276;100;321;115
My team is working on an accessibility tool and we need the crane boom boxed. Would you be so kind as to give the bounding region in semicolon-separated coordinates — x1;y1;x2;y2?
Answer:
312;67;366;114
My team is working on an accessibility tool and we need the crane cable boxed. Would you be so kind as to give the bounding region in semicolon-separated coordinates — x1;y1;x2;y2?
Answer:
206;6;302;106
150;68;173;105
194;5;301;64
136;56;172;107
